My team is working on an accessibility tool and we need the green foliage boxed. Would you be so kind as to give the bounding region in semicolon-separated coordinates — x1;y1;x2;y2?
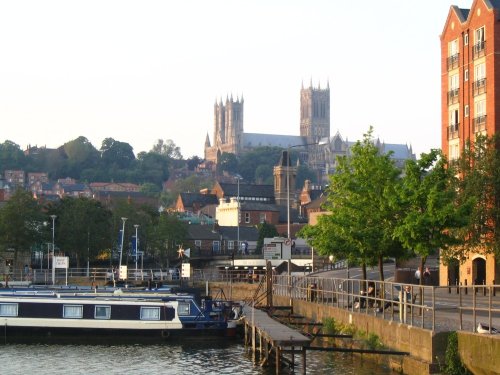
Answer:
48;197;113;268
256;222;279;252
450;134;500;261
239;146;282;183
146;213;188;267
322;317;339;334
394;149;469;277
296;164;317;189
444;332;471;375
151;139;182;159
217;152;239;175
0;140;27;170
0;189;43;259
299;127;403;281
365;333;384;350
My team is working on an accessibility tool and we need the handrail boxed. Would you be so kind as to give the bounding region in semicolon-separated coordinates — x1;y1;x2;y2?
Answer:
272;275;500;333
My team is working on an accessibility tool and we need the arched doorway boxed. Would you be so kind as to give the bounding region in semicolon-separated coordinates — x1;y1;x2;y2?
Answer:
472;257;486;285
447;258;460;285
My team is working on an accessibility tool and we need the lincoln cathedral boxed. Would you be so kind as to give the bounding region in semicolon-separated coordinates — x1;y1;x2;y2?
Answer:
204;81;415;181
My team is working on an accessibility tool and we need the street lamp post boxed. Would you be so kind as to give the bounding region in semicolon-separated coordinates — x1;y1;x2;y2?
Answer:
134;224;139;280
50;215;56;269
285;141;325;287
119;217;127;279
236;175;242;255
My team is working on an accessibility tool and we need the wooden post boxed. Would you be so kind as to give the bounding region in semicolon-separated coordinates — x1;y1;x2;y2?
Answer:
275;346;280;374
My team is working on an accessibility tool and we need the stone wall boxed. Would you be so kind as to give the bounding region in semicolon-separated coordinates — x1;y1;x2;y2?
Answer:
273;295;446;375
458;331;500;375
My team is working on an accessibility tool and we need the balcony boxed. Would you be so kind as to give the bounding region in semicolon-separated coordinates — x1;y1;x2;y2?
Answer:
473;115;487;132
473;41;486;59
473;78;486;96
448;123;459;139
447;53;459;70
447;88;459;104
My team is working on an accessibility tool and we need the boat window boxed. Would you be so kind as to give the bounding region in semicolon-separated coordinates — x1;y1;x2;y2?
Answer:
63;305;83;319
140;307;160;320
178;303;190;316
95;305;111;319
0;303;18;317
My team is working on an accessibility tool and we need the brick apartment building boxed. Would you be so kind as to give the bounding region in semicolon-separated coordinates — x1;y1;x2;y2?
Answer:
440;0;500;286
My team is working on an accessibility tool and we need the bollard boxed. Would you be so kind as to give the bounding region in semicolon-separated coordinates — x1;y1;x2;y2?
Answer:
483;280;486;296
465;279;468;295
494;280;496;297
448;279;451;294
456;279;459;294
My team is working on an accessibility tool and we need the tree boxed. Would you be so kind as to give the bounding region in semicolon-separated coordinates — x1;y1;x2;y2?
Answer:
299;128;403;282
49;197;112;268
239;146;283;183
63;136;100;179
0;189;43;263
136;151;170;187
186;156;202;171
393;149;469;287
146;213;188;268
296;164;318;190
151;139;182;160
256;222;279;253
448;134;500;261
0;140;27;170
217;152;239;175
100;138;136;169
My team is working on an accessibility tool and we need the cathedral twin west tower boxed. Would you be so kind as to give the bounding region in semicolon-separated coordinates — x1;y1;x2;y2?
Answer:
204;82;330;171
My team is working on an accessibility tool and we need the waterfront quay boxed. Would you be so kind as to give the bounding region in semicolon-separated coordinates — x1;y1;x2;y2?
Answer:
210;271;500;375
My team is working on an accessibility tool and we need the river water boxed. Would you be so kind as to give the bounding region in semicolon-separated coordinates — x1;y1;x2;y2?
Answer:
0;340;396;374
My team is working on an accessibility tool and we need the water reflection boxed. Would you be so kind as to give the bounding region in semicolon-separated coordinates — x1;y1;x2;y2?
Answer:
1;342;396;374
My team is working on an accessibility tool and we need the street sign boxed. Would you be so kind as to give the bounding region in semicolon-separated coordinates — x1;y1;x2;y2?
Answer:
263;237;292;260
181;263;191;278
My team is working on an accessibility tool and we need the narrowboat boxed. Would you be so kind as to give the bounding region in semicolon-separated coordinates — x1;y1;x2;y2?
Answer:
0;290;243;344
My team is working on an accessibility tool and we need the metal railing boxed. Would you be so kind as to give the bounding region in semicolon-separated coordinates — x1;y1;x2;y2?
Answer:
272;275;500;333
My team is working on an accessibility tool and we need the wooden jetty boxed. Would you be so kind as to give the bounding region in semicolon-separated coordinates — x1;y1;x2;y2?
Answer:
242;305;311;374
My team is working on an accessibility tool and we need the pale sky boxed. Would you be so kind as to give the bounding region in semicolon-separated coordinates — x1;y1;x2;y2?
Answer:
0;1;472;159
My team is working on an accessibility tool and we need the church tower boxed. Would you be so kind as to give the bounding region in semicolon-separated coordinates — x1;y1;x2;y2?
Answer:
273;150;297;207
300;81;330;144
205;95;244;163
300;81;330;172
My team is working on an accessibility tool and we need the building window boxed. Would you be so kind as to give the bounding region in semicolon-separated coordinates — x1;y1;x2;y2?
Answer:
448;109;459;139
473;26;485;58
259;213;266;223
0;303;18;317
63;305;83;319
464;69;468;81
140;307;160;320
448;74;459;104
228;241;234;250
95;305;111;319
464;33;469;45
473;63;486;96
447;39;459;70
474;100;486;132
465;105;469;117
194;240;201;248
245;213;250;223
212;241;220;252
449;143;460;161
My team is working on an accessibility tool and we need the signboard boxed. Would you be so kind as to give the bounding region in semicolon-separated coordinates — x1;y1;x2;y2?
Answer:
119;265;128;280
53;256;69;269
181;263;191;278
263;237;292;260
263;243;281;260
